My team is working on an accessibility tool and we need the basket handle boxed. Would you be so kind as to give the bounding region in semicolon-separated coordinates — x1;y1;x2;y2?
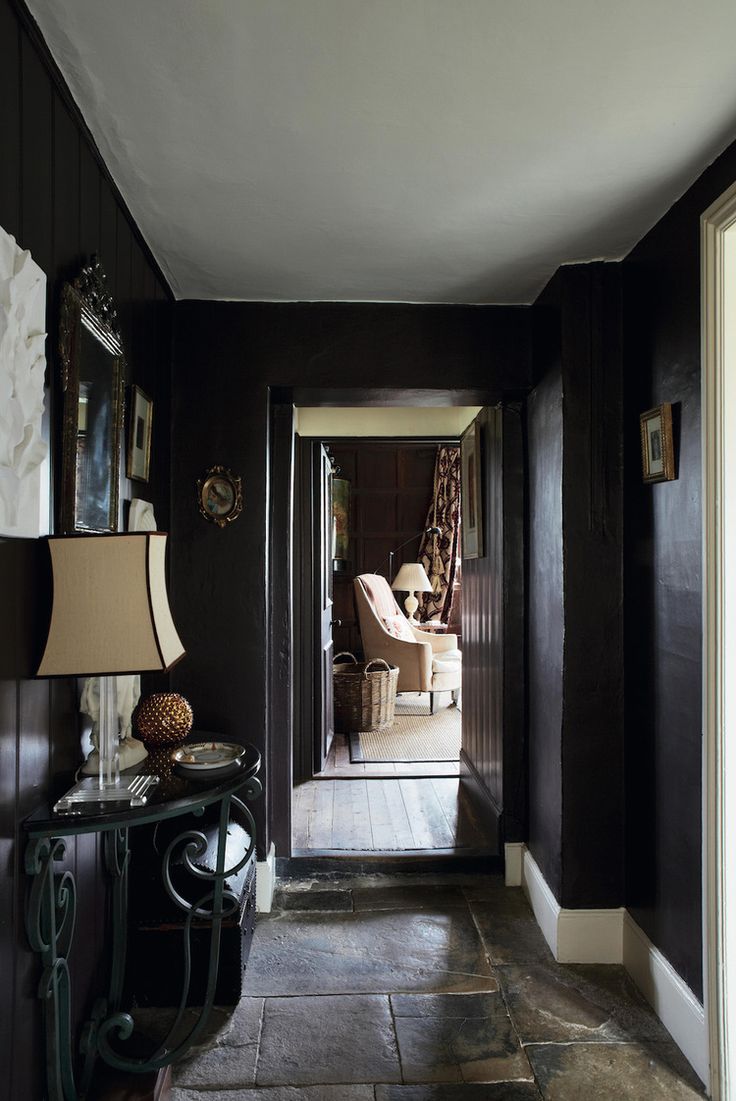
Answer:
364;658;392;675
333;651;358;665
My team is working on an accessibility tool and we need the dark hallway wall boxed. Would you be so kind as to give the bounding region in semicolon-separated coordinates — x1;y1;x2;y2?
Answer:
621;135;736;1001
527;263;625;910
0;1;173;1094
170;302;532;853
527;364;564;896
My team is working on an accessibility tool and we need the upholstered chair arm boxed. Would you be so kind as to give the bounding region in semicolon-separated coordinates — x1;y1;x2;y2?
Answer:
366;634;432;691
409;627;459;652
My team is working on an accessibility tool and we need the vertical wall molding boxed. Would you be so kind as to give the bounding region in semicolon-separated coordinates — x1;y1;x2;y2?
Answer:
699;177;736;1101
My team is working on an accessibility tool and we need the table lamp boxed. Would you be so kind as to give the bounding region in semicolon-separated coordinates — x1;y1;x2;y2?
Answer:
391;562;433;622
37;532;185;809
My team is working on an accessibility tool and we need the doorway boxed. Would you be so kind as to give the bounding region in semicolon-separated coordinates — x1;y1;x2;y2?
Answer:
292;408;481;856
266;394;525;865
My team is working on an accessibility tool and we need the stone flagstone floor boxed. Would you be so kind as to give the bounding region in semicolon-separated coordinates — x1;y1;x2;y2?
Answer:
169;873;706;1101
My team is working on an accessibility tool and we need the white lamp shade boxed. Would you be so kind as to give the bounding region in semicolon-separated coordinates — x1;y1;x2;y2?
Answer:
37;532;185;677
391;562;433;593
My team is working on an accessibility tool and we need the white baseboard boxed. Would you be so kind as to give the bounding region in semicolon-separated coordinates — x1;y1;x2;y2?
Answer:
521;846;560;958
623;911;708;1087
557;905;625;964
256;842;276;912
504;842;524;886
512;845;707;1087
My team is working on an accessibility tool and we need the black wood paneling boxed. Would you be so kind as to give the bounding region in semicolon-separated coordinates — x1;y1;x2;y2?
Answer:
462;408;503;819
526;367;564;897
619;133;736;1000
0;1;173;1093
527;264;625;910
171;303;533;855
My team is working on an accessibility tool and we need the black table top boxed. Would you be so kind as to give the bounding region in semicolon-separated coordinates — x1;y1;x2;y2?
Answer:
23;743;261;838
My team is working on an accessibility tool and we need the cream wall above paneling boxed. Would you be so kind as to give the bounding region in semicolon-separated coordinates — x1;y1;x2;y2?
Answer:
295;406;481;438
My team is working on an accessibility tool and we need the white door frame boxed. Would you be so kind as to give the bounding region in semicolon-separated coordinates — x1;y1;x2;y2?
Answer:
701;179;736;1101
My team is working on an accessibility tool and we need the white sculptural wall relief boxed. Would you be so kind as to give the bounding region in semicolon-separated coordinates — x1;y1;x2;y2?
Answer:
0;226;48;537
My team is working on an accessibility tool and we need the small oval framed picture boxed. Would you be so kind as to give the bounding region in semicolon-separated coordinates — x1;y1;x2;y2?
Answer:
197;465;243;527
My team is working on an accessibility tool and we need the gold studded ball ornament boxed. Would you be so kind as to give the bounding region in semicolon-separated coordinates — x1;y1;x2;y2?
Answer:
134;692;193;748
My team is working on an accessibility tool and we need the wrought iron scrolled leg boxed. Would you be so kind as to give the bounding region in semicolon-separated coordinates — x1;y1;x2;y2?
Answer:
78;827;131;1095
25;837;79;1101
93;786;258;1073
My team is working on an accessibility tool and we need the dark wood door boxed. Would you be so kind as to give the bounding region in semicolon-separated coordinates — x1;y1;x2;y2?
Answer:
295;439;336;780
314;443;335;772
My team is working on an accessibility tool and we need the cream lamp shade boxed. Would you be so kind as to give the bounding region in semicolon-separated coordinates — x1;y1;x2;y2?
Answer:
391;561;433;622
391;562;433;595
37;532;185;677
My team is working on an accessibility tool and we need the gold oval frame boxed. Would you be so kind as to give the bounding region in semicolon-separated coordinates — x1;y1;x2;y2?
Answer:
197;465;243;527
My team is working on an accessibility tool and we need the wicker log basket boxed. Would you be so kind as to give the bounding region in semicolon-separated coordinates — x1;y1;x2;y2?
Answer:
333;652;399;733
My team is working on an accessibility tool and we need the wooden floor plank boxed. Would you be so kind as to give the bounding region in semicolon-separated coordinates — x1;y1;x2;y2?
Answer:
332;778;373;849
434;778;488;849
367;778;416;850
399;778;456;849
291;777;493;854
291;782;313;849
308;781;336;849
430;777;460;832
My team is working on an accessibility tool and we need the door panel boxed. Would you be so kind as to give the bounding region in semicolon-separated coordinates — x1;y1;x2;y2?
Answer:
315;443;335;772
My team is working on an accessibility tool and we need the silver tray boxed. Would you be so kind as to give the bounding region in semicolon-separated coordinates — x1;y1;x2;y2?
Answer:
172;741;246;773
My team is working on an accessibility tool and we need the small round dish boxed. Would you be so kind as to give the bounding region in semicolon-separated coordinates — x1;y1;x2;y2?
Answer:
172;742;246;773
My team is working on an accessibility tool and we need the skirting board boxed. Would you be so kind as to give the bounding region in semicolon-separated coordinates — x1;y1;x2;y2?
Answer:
622;911;708;1087
505;844;708;1088
256;843;276;912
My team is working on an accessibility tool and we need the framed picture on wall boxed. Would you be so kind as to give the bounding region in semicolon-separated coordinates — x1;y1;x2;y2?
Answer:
640;402;675;484
461;418;483;559
127;384;153;482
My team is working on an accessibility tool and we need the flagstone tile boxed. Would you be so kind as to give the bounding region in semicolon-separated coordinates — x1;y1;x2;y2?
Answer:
244;909;496;996
352;884;467;911
375;1084;543;1100
255;994;400;1085
467;897;554;965
391;991;533;1084
525;1041;705;1099
496;962;672;1044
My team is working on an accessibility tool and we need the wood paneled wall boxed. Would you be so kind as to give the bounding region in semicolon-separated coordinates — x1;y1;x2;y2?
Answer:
620;134;736;999
0;1;173;1094
460;406;526;847
527;264;625;910
171;301;532;855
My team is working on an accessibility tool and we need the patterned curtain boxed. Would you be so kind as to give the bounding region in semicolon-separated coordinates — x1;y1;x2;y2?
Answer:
418;445;461;622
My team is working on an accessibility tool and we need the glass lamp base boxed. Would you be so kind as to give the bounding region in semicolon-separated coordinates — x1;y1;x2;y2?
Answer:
54;773;159;814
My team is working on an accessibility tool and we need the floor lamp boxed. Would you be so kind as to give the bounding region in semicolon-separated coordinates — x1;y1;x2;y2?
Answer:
386;525;441;581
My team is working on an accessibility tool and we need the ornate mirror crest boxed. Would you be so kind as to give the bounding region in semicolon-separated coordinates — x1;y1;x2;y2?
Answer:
59;256;125;533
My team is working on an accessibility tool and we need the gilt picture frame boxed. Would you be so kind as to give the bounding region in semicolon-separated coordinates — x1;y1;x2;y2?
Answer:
127;384;153;482
197;465;243;527
640;402;675;484
461;419;483;559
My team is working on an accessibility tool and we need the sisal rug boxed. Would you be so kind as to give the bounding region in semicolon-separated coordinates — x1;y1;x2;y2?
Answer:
348;694;461;763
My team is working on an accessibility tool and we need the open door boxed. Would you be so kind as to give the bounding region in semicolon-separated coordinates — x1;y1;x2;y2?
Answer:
315;442;335;771
295;439;335;779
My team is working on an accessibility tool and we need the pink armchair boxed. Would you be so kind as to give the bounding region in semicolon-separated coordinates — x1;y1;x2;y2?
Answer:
353;574;461;714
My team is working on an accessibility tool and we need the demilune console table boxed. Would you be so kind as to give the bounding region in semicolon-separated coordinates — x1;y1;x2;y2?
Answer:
23;746;261;1101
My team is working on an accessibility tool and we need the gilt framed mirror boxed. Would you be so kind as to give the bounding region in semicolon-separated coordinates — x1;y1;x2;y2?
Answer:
58;257;124;533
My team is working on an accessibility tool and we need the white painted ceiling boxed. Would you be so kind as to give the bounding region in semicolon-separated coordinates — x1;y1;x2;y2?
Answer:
27;0;736;303
295;407;481;438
